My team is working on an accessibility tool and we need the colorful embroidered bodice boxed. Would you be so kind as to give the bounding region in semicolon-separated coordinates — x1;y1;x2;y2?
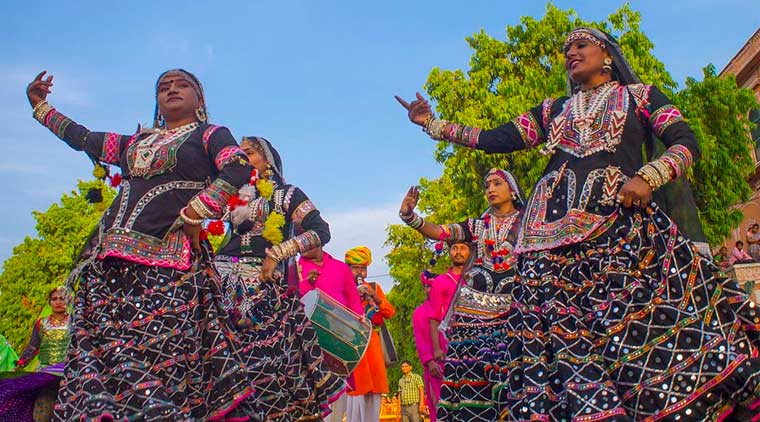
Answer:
35;109;250;270
217;182;328;259
442;210;521;293
442;83;697;253
38;316;70;366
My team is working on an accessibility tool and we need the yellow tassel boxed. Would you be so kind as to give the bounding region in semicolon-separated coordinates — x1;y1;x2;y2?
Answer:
255;179;274;200
92;165;106;179
262;212;285;245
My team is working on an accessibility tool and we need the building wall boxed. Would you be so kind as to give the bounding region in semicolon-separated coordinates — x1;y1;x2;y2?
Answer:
720;28;760;251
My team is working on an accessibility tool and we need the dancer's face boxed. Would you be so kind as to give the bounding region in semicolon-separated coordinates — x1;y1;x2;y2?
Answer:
449;243;470;266
241;141;269;174
156;72;201;123
565;39;610;85
484;174;513;208
49;290;67;314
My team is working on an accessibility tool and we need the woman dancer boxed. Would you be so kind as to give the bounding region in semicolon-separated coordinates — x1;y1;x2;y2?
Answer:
400;169;525;421
0;287;69;422
213;136;345;420
397;28;760;421
26;69;258;420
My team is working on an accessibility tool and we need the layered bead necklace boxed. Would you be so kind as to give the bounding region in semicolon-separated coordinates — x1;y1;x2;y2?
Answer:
476;210;519;271
570;80;618;143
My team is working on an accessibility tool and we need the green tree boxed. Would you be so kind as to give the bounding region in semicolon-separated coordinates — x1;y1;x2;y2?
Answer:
0;180;115;352
384;2;758;388
675;65;758;243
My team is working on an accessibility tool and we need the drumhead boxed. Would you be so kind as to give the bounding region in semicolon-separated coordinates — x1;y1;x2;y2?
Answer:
300;289;319;318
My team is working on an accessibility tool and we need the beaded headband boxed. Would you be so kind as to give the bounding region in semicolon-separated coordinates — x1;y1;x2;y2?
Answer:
564;29;606;51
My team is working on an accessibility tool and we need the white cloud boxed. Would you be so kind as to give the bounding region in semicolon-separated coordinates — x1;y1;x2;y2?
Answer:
320;203;399;293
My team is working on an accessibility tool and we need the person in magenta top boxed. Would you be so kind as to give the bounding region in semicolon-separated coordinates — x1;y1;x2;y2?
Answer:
299;246;364;422
413;277;446;422
299;246;364;315
427;241;470;362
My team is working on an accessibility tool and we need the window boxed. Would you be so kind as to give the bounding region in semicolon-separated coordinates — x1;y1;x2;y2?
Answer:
750;108;760;165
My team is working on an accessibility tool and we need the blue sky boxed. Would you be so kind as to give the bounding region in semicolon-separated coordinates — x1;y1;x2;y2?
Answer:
1;0;758;291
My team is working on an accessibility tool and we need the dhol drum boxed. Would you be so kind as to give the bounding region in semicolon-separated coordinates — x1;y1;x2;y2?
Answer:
300;289;372;377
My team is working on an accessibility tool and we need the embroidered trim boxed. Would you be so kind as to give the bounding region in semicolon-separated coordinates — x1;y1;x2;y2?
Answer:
441;122;481;148
101;132;122;164
97;228;192;270
442;223;467;242
112;181;131;227
649;104;684;138
516;169;617;253
202;125;221;154
541;98;557;130
44;109;73;139
655;144;693;178
546;84;628;158
126;123;198;179
292;200;316;225
198;178;238;217
512;111;544;147
125;181;206;229
214;145;247;171
627;84;652;122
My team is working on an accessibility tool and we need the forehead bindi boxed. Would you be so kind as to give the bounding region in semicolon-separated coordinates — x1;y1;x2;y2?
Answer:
485;175;504;184
158;75;191;88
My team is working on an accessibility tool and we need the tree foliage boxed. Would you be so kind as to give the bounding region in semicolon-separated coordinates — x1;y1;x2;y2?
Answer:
384;3;758;386
0;180;115;352
675;65;758;242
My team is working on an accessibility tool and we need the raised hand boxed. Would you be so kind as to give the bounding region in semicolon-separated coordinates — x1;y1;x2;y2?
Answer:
400;185;420;216
394;92;433;127
27;71;54;108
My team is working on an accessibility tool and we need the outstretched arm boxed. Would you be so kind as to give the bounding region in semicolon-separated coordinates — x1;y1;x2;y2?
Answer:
15;319;42;368
27;71;131;166
399;186;472;244
395;92;552;154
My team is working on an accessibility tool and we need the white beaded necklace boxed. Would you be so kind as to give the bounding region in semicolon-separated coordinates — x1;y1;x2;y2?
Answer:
570;81;618;143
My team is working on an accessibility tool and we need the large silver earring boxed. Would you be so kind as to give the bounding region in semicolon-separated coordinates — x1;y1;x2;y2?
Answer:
157;114;165;128
602;57;613;74
195;107;207;123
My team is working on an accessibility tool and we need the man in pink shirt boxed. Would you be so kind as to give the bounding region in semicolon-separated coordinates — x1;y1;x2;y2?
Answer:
413;277;445;422
299;246;364;422
428;241;470;362
413;241;470;421
730;240;755;265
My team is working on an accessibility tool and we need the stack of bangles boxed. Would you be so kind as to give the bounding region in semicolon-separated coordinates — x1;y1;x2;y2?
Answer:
635;160;673;190
265;239;299;263
33;100;53;124
400;211;424;230
423;116;448;141
180;207;204;226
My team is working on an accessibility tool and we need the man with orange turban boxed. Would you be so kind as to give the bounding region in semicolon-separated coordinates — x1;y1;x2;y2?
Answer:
344;246;395;422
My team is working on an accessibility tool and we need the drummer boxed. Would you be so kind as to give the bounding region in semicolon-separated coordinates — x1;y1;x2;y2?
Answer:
344;246;396;422
299;246;364;422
